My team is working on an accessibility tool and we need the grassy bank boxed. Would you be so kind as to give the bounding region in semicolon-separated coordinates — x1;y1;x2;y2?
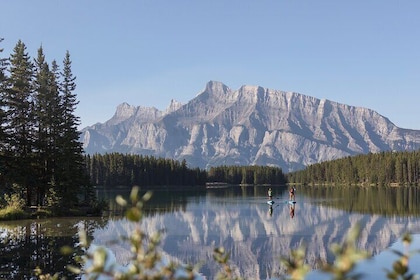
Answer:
0;206;30;221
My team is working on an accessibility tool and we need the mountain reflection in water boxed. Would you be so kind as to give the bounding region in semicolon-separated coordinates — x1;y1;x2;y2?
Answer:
92;186;420;279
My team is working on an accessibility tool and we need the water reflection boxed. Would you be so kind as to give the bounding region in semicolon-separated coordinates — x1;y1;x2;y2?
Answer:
0;218;108;279
299;186;420;216
92;185;420;279
289;203;296;219
1;185;420;279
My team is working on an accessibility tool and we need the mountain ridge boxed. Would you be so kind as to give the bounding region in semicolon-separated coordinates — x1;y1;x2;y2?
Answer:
80;81;420;172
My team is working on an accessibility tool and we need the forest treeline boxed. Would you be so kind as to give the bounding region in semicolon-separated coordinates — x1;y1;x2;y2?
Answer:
84;153;287;187
287;150;420;186
0;39;90;211
84;153;207;187
86;148;420;188
207;165;287;185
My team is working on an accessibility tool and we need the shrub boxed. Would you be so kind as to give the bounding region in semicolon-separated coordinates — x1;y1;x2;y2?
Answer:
0;193;28;220
0;206;29;220
3;193;25;210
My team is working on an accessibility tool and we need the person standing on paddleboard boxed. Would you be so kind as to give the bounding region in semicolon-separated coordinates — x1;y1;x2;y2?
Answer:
268;188;273;200
289;187;295;201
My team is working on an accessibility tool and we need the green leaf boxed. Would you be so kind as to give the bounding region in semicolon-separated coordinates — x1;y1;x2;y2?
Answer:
126;207;141;222
60;245;73;255
116;195;127;207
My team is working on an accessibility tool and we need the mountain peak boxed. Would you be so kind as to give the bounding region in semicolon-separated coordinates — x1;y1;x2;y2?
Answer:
166;99;183;113
205;80;229;92
109;102;138;124
202;81;233;100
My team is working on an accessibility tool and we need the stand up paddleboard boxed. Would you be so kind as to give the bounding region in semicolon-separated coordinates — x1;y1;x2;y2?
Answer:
268;200;296;205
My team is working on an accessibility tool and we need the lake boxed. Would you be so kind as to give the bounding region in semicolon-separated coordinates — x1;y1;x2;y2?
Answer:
1;185;420;279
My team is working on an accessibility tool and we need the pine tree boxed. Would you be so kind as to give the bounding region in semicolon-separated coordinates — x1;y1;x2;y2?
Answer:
4;40;36;205
57;51;88;207
0;39;8;144
0;38;9;186
33;46;49;205
33;46;63;206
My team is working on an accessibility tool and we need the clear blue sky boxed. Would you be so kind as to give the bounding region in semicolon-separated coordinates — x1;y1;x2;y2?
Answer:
1;1;420;129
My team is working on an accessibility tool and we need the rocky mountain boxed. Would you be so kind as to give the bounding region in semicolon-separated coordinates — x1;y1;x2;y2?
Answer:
80;81;420;172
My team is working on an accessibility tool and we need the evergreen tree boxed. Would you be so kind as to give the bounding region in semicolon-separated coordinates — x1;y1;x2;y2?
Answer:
57;51;88;207
0;38;8;183
33;46;50;204
0;40;94;211
4;40;35;205
0;39;7;144
33;46;63;205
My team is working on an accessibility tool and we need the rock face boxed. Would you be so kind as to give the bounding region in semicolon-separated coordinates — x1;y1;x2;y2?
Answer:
80;81;420;172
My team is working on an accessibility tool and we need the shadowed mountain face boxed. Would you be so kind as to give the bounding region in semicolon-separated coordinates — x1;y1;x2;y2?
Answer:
80;81;420;172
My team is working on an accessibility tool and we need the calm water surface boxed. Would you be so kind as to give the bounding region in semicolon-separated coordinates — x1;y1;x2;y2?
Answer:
1;185;420;279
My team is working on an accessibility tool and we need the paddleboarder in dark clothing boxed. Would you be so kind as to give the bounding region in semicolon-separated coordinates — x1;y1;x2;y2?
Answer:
289;187;295;201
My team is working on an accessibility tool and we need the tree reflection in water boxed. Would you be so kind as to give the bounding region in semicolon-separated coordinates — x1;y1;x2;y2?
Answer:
0;218;107;279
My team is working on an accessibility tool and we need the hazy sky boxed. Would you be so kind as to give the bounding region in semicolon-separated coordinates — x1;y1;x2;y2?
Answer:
1;1;420;129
